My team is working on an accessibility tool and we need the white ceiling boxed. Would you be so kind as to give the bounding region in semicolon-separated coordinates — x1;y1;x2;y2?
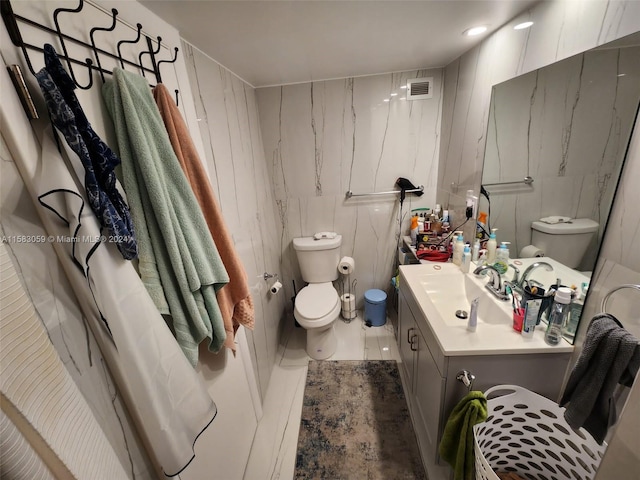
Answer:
140;0;540;88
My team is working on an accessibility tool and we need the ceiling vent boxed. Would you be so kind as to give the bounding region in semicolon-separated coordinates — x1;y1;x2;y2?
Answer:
406;77;433;100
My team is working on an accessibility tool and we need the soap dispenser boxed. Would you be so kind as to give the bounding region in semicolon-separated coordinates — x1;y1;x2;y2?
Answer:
487;228;498;263
452;232;464;265
494;242;510;274
461;244;471;273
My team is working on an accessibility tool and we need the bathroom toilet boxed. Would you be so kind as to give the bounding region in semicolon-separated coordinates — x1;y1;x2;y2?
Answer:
293;234;342;360
530;218;599;269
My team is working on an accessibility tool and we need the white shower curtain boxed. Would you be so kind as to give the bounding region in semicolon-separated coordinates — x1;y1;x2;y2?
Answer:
0;60;218;477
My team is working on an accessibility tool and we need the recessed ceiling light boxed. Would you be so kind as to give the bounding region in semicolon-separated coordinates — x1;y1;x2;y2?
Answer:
383;98;390;102
464;25;488;36
514;21;534;30
390;93;398;97
400;85;407;89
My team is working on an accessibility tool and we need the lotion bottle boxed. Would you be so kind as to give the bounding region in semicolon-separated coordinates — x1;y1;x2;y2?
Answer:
494;242;510;274
461;244;471;273
452;232;464;265
471;239;480;262
487;228;498;263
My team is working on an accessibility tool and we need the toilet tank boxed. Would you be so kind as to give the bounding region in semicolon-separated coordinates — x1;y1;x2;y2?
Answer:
293;235;342;283
531;218;598;268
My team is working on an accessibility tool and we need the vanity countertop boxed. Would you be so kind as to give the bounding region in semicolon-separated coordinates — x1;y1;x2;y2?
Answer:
399;262;575;356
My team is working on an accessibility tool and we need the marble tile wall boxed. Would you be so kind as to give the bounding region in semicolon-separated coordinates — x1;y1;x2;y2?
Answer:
181;42;286;401
437;0;640;244
482;45;640;269
436;2;640;475
256;70;443;307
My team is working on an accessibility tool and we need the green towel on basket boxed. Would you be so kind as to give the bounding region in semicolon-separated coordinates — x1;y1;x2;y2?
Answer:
439;391;488;480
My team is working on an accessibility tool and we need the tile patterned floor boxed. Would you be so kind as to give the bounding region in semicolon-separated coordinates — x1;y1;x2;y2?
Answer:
244;314;401;480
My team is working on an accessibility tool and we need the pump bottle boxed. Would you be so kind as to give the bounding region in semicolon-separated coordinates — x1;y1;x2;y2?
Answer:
487;228;498;263
452;232;464;265
471;239;480;262
461;244;471;273
494;242;510;274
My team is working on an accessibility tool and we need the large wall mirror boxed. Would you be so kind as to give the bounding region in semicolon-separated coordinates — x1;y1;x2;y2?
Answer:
477;31;640;343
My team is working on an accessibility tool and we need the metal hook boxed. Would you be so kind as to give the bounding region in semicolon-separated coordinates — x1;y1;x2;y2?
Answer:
156;46;179;83
89;8;118;83
52;0;94;90
1;0;38;77
175;89;179;107
139;35;161;78
117;23;142;70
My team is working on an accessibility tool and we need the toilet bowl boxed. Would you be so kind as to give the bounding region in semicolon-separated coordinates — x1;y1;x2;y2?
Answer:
294;283;341;359
292;234;342;360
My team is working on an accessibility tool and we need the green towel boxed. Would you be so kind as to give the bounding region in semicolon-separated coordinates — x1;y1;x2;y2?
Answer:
439;391;488;480
102;68;229;366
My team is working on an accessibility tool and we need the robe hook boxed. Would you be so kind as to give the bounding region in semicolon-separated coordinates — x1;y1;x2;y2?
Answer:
53;0;94;90
156;47;179;83
89;8;118;83
139;36;162;78
117;23;143;70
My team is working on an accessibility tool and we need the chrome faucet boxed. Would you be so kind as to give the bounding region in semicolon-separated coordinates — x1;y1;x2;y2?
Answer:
473;264;509;301
516;261;554;291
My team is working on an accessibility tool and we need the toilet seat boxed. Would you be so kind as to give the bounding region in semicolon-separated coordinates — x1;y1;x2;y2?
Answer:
294;283;340;327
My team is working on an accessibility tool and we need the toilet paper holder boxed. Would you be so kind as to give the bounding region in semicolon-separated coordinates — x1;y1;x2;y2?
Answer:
263;272;279;281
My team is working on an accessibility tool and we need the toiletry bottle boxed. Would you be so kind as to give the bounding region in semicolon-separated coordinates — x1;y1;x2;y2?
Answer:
544;287;572;346
563;283;587;339
461;244;471;273
472;239;480;262
434;204;441;220
467;297;479;332
486;228;498;263
477;211;489;239
417;214;424;233
452;232;464;265
494;242;510;274
477;249;487;266
410;216;419;246
521;299;541;338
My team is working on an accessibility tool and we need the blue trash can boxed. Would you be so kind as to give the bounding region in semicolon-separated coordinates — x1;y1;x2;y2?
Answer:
364;289;387;326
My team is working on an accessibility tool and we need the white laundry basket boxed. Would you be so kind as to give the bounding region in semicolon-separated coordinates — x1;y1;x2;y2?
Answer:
473;385;607;480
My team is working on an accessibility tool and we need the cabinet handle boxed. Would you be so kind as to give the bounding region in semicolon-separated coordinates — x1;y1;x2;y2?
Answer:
407;327;415;344
410;334;418;351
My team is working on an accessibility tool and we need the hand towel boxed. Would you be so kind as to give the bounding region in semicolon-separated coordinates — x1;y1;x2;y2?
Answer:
102;68;230;365
560;313;639;444
153;83;254;351
439;391;488;480
1;242;129;480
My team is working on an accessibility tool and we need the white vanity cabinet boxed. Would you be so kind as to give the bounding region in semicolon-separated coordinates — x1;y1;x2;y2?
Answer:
397;278;572;480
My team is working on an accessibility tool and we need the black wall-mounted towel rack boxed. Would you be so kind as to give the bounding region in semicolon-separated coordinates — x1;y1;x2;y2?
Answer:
1;0;181;108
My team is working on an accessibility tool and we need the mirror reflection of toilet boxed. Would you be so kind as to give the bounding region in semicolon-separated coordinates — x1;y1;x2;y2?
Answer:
293;234;342;360
528;218;599;269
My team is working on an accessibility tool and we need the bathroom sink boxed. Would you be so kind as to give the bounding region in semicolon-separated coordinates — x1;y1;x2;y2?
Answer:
418;265;511;327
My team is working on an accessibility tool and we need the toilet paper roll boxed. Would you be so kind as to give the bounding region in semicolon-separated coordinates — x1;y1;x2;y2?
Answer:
520;245;545;258
338;256;355;275
341;293;356;312
270;280;282;294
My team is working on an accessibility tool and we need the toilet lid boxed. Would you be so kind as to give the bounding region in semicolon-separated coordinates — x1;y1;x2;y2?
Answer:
295;283;339;320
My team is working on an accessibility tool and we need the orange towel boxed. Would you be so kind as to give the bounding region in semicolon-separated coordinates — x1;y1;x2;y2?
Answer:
154;84;254;351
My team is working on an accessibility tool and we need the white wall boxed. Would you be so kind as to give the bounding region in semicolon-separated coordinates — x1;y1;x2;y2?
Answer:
256;70;443;308
180;41;286;404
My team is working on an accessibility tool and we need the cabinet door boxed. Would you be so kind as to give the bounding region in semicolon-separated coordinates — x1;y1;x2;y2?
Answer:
398;291;417;391
413;328;446;466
